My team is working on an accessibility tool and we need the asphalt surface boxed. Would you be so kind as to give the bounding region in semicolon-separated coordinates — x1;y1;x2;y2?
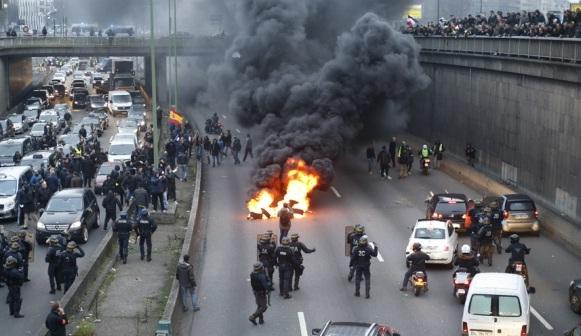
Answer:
187;112;581;335
0;74;128;334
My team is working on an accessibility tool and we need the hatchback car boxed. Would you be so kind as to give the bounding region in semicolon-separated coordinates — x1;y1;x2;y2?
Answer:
484;194;540;235
570;279;581;314
88;110;109;129
425;193;469;232
23;108;40;126
29;122;48;139
89;95;107;112
312;321;400;336
406;219;458;268
117;119;139;136
36;188;100;244
20;150;55;170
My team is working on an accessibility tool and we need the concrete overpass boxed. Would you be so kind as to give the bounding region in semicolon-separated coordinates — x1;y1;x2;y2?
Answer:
409;36;581;224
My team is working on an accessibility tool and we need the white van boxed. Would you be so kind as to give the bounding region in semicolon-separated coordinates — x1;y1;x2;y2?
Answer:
462;273;531;336
108;139;136;163
0;166;33;219
107;90;133;117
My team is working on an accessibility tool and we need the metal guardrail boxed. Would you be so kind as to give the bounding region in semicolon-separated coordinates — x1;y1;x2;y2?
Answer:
0;35;227;51
414;36;581;63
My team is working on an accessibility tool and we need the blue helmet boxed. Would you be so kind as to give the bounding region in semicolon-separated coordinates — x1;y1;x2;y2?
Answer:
119;211;128;219
140;208;149;218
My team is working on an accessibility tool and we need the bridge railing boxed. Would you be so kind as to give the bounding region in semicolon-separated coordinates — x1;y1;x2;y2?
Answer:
414;36;581;63
0;35;227;50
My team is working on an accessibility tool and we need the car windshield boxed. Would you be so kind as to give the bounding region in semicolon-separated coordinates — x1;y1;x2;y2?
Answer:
46;197;83;212
414;227;445;239
26;98;40;106
40;114;58;123
507;201;535;211
24;110;38;118
114;78;134;88
119;119;137;127
0;179;17;196
31;123;46;132
435;201;466;214
8;116;21;123
98;164;115;175
109;143;134;155
90;97;105;104
112;95;132;104
0;143;21;156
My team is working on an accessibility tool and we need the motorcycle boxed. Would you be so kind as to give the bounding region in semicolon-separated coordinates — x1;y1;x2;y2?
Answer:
478;241;494;266
507;261;530;289
421;158;431;176
205;118;223;135
453;268;473;304
408;271;428;296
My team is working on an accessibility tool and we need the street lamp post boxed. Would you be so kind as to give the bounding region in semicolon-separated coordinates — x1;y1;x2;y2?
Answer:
173;0;178;112
150;0;159;167
168;0;173;107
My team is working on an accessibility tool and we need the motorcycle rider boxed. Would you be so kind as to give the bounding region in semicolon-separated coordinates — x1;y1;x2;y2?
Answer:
488;201;503;253
505;234;530;275
418;144;432;170
401;242;430;291
257;233;276;290
454;244;480;277
477;217;494;266
346;225;365;282
248;262;271;326
350;235;378;298
275;237;298;299
289;233;316;291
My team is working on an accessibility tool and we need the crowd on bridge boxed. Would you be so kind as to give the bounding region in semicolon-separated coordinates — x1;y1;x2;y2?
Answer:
403;8;581;38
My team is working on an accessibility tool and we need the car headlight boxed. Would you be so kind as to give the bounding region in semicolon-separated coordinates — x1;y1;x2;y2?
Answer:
37;221;45;230
70;221;82;229
6;200;15;210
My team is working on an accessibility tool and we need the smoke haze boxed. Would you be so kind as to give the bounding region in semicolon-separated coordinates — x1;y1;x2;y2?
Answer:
204;0;429;196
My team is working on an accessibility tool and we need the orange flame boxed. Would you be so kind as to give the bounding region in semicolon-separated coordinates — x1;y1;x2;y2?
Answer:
247;158;319;219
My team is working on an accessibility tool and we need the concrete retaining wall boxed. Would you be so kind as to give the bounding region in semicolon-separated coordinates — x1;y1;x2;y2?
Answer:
410;54;581;224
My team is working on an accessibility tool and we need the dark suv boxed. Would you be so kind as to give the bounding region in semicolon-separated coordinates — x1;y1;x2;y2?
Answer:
36;188;100;244
483;194;540;235
425;193;468;232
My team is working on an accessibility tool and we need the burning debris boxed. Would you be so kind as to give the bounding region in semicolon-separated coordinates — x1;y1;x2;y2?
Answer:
247;158;321;219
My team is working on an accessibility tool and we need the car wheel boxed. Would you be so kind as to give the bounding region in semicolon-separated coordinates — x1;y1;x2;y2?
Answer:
570;293;581;313
80;225;89;244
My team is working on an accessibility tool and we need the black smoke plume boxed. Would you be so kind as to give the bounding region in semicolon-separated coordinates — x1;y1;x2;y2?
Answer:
207;0;429;196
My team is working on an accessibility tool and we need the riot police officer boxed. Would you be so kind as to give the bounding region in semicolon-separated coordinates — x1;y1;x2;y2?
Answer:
249;262;271;326
113;212;133;264
350;235;378;298
59;241;85;293
135;209;157;262
346;224;365;282
275;237;298;299
289;233;315;291
45;236;62;294
3;256;24;317
17;231;32;281
3;240;24;270
257;233;276;289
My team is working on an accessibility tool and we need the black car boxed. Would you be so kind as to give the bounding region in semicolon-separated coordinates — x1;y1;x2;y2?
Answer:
570;279;581;314
36;188;100;244
53;83;66;98
73;90;89;110
425;193;468;232
313;321;400;336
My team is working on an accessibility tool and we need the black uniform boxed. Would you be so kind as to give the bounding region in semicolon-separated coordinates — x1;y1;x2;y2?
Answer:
59;247;85;293
274;245;298;298
3;266;24;317
45;245;62;293
346;231;364;281
113;217;133;263
454;254;480;276
19;238;32;280
102;194;122;230
249;270;270;324
505;242;530;271
257;241;276;288
289;241;315;290
350;243;378;297
135;216;157;261
402;251;430;289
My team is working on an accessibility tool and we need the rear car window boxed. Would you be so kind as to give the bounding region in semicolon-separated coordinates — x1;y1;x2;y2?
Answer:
414;228;445;239
498;296;521;317
469;294;493;316
435;201;466;213
507;201;535;211
325;325;369;335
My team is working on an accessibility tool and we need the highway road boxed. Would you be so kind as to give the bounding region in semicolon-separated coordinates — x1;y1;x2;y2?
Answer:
0;78;128;334
186;111;580;335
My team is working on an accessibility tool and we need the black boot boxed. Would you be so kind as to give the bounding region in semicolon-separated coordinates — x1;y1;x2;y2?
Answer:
249;315;257;326
258;315;264;325
354;291;360;297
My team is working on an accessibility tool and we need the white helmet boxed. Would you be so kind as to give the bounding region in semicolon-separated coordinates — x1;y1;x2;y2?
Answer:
422;144;428;149
461;244;471;254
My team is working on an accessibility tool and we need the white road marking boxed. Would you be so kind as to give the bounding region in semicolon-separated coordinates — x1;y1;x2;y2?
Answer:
531;306;554;330
330;186;342;198
368;243;384;262
298;312;308;336
236;128;241;133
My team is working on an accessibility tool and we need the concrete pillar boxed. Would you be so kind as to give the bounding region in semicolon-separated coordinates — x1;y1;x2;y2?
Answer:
156;56;168;107
144;56;152;95
0;57;9;116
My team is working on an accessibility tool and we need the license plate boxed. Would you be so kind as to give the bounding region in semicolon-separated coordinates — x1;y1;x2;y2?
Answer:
470;331;492;336
514;214;529;219
425;246;437;250
515;264;523;272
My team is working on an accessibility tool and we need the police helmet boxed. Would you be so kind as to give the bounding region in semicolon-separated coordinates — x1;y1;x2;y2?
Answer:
290;233;299;241
461;244;471;254
10;235;19;243
10;242;20;250
281;237;290;245
259;233;270;244
140;208;149;218
67;241;77;251
412;242;422;251
4;256;17;268
354;225;365;234
359;235;369;246
48;236;59;245
18;230;27;238
265;230;273;238
510;234;520;244
422;144;428;149
119;211;128;219
253;262;264;271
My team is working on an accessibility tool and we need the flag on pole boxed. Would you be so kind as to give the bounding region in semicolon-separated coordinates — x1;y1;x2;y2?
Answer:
168;106;184;125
